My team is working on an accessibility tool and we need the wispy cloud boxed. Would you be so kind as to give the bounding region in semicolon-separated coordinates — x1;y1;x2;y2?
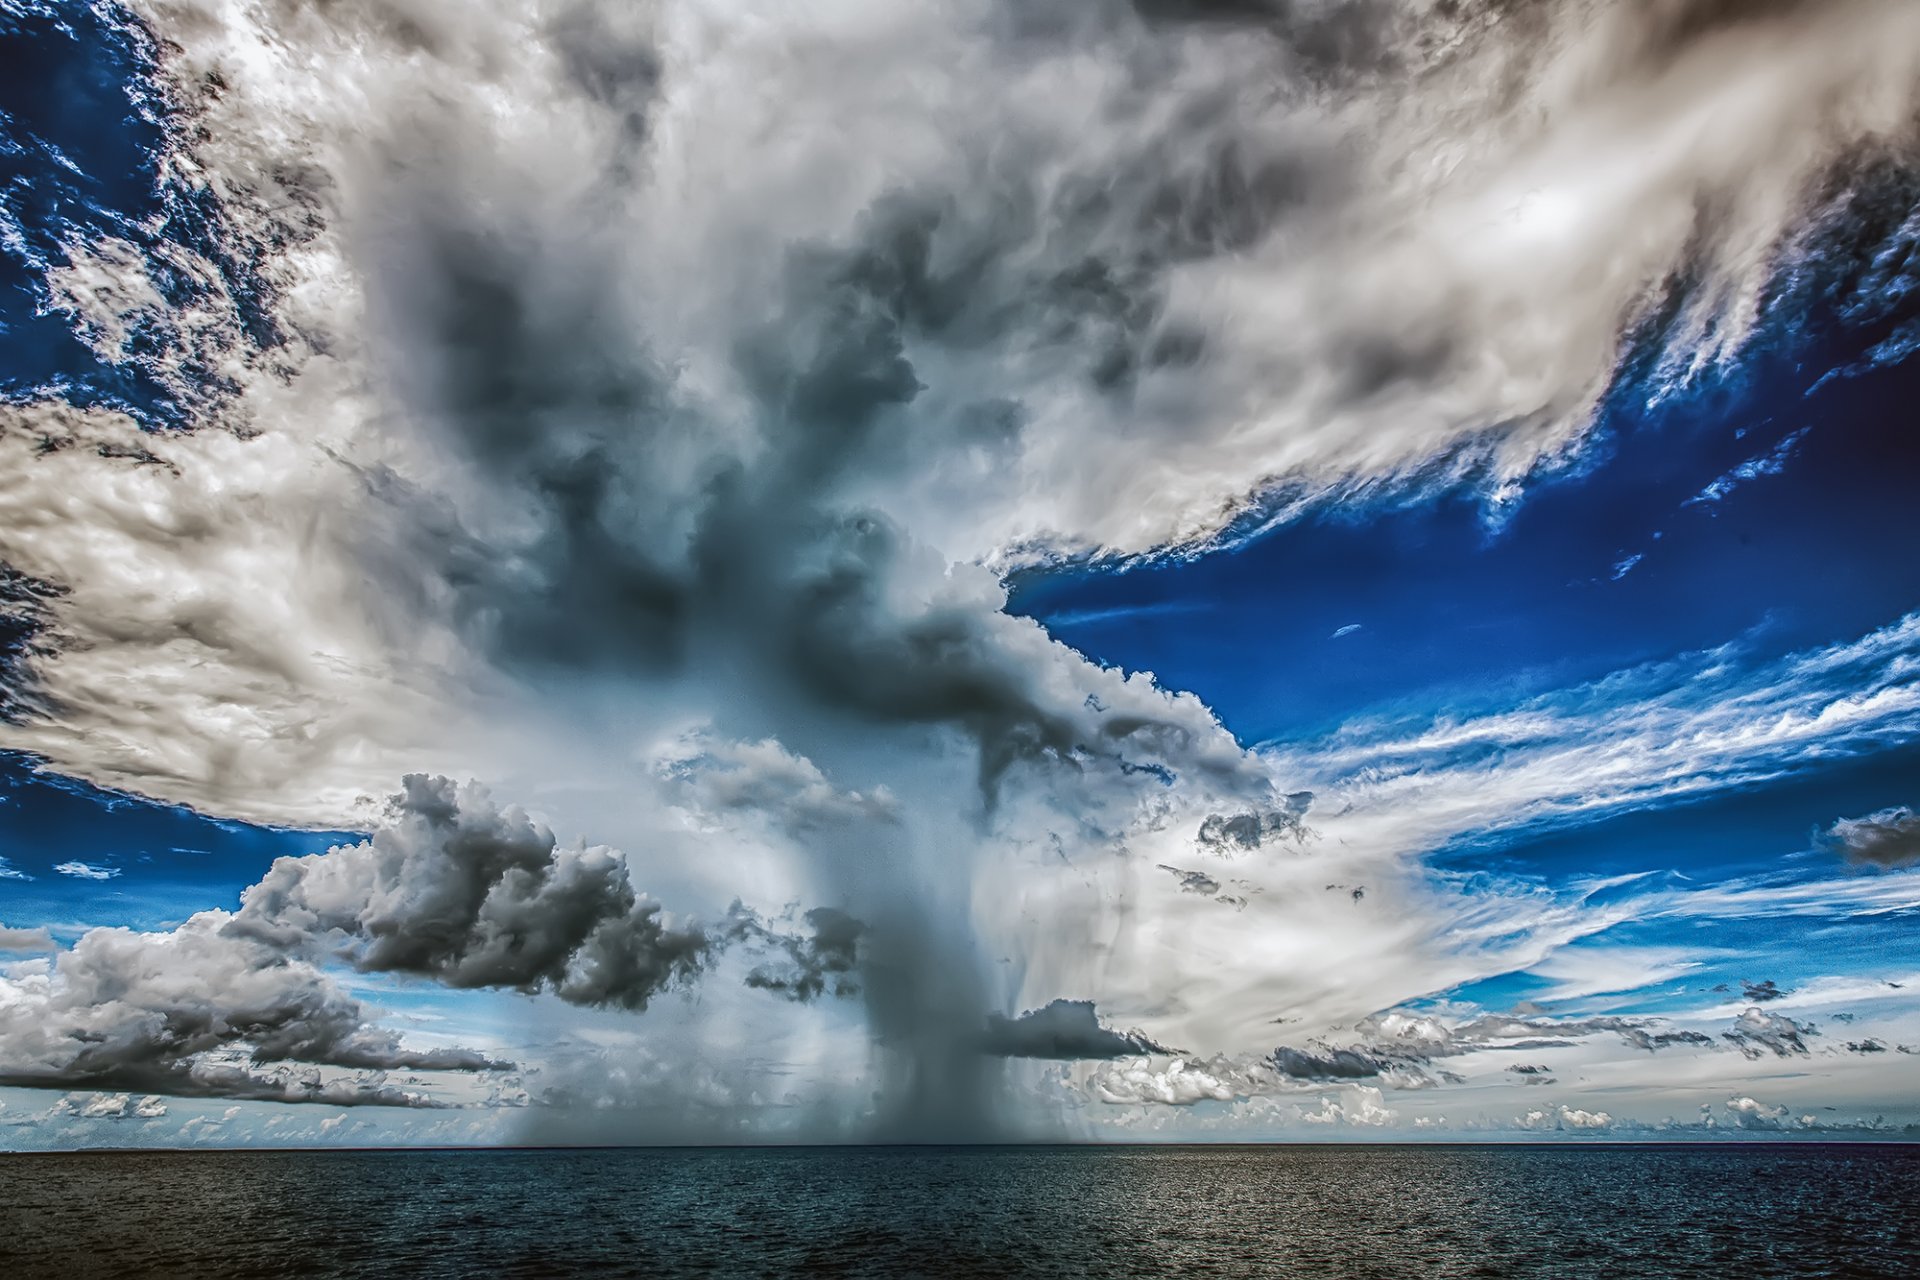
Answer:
51;861;118;882
1265;610;1920;860
1684;427;1813;509
1040;601;1212;630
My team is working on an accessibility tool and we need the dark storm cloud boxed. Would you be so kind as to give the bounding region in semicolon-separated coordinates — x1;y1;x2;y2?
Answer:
735;906;867;1002
1268;1045;1397;1081
1741;980;1789;1003
1845;1039;1888;1054
232;775;711;1011
357;169;1264;807
1817;806;1920;868
980;999;1173;1059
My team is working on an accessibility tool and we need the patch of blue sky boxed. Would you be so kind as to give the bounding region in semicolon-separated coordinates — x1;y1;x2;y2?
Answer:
0;3;280;423
1428;742;1920;884
0;3;169;407
1011;326;1920;748
0;755;358;931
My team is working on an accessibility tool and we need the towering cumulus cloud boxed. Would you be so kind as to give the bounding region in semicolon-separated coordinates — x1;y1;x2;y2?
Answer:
2;0;1918;1135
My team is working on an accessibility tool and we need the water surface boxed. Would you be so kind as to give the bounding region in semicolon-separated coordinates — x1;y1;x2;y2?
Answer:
4;1144;1915;1277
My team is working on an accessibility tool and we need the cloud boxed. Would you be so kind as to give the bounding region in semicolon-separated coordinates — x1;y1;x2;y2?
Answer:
0;858;28;881
1260;610;1920;866
736;906;866;1002
1721;1095;1794;1131
232;775;711;1013
1741;980;1789;1003
52;861;118;881
0;907;506;1104
1196;793;1314;853
1818;806;1920;869
1683;427;1812;508
1723;1007;1818;1059
1329;624;1362;640
1269;1046;1398;1082
1516;1104;1613;1132
1157;864;1221;895
1089;1056;1271;1106
0;925;54;951
51;1092;169;1121
1297;1085;1393;1128
981;1000;1173;1060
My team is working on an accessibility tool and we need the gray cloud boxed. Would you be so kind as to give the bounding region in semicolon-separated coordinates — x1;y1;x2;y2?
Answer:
981;1000;1174;1059
1817;806;1920;868
232;775;710;1012
1196;793;1314;853
1618;1028;1716;1053
736;906;866;1002
0;925;54;951
1724;1007;1818;1059
1158;864;1222;895
1269;1045;1398;1082
0;911;505;1105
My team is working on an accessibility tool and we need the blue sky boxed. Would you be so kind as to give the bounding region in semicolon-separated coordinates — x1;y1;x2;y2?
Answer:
2;0;1919;1147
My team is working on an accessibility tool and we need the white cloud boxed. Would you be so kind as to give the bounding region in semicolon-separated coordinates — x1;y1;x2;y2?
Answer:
50;1092;168;1120
1262;610;1920;864
51;862;118;882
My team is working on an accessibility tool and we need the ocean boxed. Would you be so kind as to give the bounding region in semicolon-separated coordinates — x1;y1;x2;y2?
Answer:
3;1144;1915;1277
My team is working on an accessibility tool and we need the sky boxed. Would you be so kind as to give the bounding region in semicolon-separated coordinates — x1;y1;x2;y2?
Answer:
1;0;1918;1149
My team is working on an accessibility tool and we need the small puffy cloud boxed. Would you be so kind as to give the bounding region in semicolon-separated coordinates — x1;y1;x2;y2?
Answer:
1514;1105;1612;1132
1089;1057;1263;1106
1329;624;1362;640
52;861;119;881
1817;806;1920;869
0;858;28;881
1741;979;1789;1003
1723;1096;1793;1131
51;1092;168;1120
1557;1106;1613;1130
1298;1085;1394;1128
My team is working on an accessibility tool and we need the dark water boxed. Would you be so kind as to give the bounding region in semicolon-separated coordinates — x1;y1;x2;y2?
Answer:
3;1144;1916;1278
